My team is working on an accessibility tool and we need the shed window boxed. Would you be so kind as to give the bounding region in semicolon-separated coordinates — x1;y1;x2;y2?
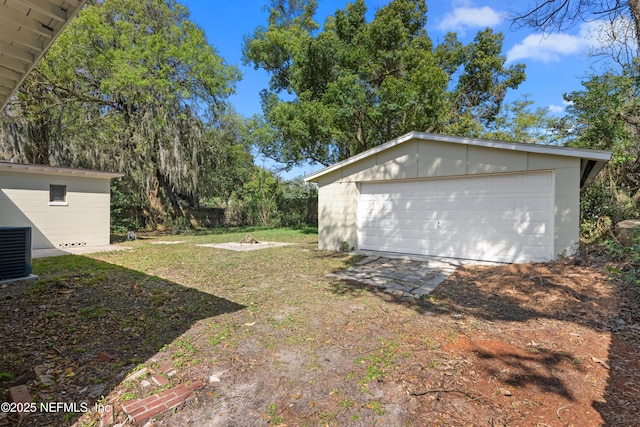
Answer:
49;185;67;205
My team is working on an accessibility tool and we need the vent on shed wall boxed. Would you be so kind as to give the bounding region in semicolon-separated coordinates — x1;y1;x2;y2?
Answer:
0;227;32;280
58;242;87;248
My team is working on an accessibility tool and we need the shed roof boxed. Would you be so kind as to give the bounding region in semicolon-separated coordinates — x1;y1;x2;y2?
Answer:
304;131;612;187
0;160;123;179
0;0;87;109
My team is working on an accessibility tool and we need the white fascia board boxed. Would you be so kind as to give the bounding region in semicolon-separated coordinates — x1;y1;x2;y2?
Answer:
304;132;416;182
0;162;124;179
304;131;613;182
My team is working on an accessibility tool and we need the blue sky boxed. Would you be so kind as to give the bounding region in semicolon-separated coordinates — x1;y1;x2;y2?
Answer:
182;0;603;177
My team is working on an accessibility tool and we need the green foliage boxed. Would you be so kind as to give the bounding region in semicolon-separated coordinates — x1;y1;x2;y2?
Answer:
354;339;399;391
266;402;285;425
226;171;317;228
604;231;640;289
23;282;46;297
276;177;318;227
110;182;145;233
367;400;384;416
240;169;282;226
482;96;561;144
436;29;526;131
0;0;250;230
243;0;524;167
559;72;640;238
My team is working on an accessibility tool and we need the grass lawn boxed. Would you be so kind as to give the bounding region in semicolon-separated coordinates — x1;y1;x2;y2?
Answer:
1;227;638;426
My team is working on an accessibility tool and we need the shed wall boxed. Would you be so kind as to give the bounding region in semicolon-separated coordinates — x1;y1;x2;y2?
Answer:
317;138;580;259
0;171;112;249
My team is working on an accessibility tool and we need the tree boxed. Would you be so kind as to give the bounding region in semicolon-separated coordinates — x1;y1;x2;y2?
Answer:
512;0;640;239
243;0;524;168
236;168;282;226
512;0;640;52
481;96;560;144
1;0;246;228
435;29;526;135
552;72;640;239
276;177;318;227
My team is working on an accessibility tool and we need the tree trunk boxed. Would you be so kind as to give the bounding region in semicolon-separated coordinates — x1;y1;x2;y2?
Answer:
629;0;640;55
28;115;51;165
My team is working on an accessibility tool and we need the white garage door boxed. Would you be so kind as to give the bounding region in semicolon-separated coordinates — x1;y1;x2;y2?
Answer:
357;172;554;263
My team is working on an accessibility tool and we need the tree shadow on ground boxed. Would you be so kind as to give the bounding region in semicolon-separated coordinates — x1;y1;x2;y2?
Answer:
590;283;640;426
0;255;244;427
473;345;579;401
327;258;640;424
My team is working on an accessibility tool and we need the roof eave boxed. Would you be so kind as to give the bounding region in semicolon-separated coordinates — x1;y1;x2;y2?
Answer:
580;158;608;188
0;162;124;179
0;0;88;110
304;131;613;183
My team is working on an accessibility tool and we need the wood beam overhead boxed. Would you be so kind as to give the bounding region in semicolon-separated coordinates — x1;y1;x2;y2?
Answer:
0;0;87;108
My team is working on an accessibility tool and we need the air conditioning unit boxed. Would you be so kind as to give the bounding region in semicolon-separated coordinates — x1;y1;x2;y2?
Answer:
0;227;32;280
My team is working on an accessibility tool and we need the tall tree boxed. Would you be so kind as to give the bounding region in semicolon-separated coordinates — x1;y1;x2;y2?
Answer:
435;29;525;135
512;0;640;235
560;73;640;226
512;0;640;52
1;0;245;227
243;0;525;168
481;96;560;144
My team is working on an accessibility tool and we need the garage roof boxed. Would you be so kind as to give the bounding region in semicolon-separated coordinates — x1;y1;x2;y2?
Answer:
304;131;612;187
0;0;87;110
0;160;124;179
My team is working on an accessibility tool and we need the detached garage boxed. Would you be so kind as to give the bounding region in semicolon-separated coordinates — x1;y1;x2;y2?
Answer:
305;132;612;263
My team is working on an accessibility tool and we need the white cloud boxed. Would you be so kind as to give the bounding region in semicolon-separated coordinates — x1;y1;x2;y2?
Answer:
437;6;502;33
506;32;590;63
506;21;611;63
548;99;573;114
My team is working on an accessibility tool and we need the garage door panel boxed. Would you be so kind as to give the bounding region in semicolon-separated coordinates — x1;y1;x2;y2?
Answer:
357;172;554;263
520;196;552;209
361;225;441;240
491;198;518;210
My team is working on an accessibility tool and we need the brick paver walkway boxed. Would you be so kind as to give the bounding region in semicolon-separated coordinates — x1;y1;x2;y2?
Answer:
327;255;459;298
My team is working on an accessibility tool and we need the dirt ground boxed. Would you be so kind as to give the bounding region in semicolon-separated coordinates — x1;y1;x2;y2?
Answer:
1;243;639;426
164;255;639;427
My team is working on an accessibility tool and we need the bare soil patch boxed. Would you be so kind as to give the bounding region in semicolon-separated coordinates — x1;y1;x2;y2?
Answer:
1;233;638;426
409;259;639;426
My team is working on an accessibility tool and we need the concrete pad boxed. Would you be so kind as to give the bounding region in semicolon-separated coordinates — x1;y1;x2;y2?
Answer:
196;242;292;252
32;245;130;259
328;253;465;298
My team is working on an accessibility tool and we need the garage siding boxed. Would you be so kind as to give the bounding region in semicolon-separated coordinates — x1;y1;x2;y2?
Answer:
318;172;359;251
316;138;580;260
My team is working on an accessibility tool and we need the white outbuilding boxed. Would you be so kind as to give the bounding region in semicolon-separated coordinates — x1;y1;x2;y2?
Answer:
0;161;123;249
